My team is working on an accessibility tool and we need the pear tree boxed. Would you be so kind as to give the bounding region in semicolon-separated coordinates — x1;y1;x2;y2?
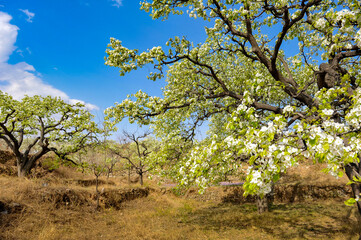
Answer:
0;91;99;177
105;0;361;219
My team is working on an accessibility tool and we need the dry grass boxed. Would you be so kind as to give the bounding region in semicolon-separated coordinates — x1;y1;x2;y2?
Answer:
280;161;349;186
0;154;360;240
1;173;360;240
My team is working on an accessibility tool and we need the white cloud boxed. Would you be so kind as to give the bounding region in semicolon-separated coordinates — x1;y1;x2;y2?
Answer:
19;9;35;23
111;0;122;8
0;12;18;62
0;11;98;110
0;62;69;99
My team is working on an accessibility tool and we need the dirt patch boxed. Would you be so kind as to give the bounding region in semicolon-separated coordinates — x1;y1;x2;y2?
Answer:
0;150;17;176
222;183;352;204
0;200;26;214
19;185;150;210
184;183;352;204
0;200;27;231
221;187;256;203
0;164;17;176
100;188;150;210
275;183;352;202
0;150;15;164
66;179;116;187
38;187;93;209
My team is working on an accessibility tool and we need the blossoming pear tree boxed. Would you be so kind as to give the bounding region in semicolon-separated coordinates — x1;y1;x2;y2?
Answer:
0;91;99;177
104;0;361;216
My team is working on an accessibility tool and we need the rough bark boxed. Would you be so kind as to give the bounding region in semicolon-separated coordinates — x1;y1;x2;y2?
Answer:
95;174;100;211
16;156;37;177
128;166;131;184
139;171;143;186
256;186;274;213
344;162;361;239
256;196;269;213
345;163;361;213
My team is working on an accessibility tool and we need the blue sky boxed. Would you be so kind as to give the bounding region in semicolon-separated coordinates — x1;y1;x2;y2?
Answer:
0;0;208;130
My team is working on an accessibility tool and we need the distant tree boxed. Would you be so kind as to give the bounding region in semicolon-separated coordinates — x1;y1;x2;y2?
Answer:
72;149;89;174
98;123;120;179
104;150;121;179
111;131;155;186
0;91;99;177
83;147;106;211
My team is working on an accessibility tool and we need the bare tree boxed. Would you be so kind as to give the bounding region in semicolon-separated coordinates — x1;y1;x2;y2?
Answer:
88;150;106;211
111;131;154;186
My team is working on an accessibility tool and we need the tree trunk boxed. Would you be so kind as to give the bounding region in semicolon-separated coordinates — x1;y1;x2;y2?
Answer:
95;174;100;211
17;164;27;178
128;166;131;184
139;172;143;186
16;157;34;177
256;196;269;213
344;163;361;239
256;185;274;213
353;198;361;240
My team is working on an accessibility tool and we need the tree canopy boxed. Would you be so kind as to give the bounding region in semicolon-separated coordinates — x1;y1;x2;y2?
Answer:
0;91;99;177
105;0;361;213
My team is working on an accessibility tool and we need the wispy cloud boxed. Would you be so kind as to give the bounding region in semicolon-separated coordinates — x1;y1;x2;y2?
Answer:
0;11;98;110
19;9;35;23
111;0;122;8
16;49;23;57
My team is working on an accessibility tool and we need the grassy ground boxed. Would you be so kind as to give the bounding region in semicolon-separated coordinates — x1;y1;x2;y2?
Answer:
0;173;360;240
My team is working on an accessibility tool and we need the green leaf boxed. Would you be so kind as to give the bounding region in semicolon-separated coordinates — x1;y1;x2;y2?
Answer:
346;180;354;186
309;138;317;146
344;198;356;206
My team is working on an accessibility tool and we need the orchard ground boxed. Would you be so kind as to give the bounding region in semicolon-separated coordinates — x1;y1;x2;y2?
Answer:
0;151;360;240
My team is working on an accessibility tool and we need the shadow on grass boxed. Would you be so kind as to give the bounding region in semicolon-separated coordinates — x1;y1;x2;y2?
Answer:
178;202;359;239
